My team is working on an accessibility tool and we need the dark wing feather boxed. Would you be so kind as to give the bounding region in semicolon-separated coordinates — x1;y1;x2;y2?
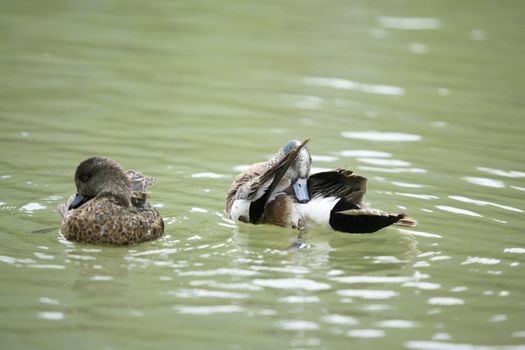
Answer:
330;208;407;233
249;139;310;224
308;168;367;205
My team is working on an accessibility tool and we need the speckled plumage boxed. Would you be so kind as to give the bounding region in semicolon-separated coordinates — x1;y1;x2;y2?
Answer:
58;157;164;245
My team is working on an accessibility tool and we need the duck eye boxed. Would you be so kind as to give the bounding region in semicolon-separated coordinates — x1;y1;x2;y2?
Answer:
80;174;90;182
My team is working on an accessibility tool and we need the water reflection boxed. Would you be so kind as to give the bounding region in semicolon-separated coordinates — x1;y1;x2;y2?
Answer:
174;305;244;315
378;16;441;30
435;205;482;217
342;131;422;142
449;195;523;213
463;176;505;188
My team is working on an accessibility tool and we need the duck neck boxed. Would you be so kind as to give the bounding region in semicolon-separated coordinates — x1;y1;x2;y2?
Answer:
97;190;132;208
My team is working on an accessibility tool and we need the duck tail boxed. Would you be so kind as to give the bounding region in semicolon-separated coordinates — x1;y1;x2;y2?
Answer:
125;170;156;192
329;198;417;233
394;216;417;227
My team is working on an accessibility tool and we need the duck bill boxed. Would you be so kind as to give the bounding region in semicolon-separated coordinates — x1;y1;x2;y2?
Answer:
68;193;91;210
293;178;310;203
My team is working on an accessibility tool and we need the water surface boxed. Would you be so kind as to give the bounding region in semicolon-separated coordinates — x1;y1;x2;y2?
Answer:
1;0;524;349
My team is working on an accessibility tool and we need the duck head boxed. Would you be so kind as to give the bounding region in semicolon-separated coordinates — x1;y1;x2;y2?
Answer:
68;157;132;210
278;140;312;203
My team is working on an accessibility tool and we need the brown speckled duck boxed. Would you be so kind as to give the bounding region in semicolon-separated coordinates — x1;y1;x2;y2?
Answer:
57;157;164;245
226;139;416;234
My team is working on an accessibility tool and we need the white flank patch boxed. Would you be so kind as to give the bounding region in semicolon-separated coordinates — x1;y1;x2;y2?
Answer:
294;197;339;227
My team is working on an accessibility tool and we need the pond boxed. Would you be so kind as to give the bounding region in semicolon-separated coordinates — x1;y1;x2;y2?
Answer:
1;0;524;349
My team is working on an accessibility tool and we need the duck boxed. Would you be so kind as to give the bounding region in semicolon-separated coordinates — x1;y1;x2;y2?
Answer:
226;139;416;234
57;157;164;245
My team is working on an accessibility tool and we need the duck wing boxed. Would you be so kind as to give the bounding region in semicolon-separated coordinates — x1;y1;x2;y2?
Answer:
249;139;310;224
308;168;367;205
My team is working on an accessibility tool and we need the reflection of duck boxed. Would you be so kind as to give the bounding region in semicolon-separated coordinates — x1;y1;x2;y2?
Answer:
58;157;164;245
226;140;416;233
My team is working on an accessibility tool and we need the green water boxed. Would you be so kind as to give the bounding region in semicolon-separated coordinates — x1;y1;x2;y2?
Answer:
1;0;524;349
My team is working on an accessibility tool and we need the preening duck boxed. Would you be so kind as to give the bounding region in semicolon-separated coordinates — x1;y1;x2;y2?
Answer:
226;139;416;233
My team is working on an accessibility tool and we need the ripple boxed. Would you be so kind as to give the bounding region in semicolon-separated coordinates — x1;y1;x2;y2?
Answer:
191;172;225;179
490;314;507;322
375;319;419;328
311;155;338;162
347;329;385;338
174;305;244;315
39;297;60;305
477;167;525;178
90;276;113;281
392;181;425;188
278;320;320;331
463;176;505;188
337;289;399;299
279;296;320;304
333;275;420;284
449;195;522;213
178;268;259;277
396;193;439;200
20;202;47;213
251;265;310;274
45;195;63;201
504;248;525;254
37;311;65;321
358;158;411;167
373;256;406;264
304;77;405;96
358;166;427;174
29;264;65;270
253;278;330;291
342;131;421;142
339;150;392;158
34;252;54;260
171;289;249;299
398;229;442;239
190;280;263;291
406;340;525;350
462;257;500;265
130;248;179;257
190;207;208;213
409;42;428;54
232;165;250;172
435;205;482;217
378;16;441;30
427;297;464;305
402;282;441;290
0;255;36;266
282;94;323;109
321;314;358;325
